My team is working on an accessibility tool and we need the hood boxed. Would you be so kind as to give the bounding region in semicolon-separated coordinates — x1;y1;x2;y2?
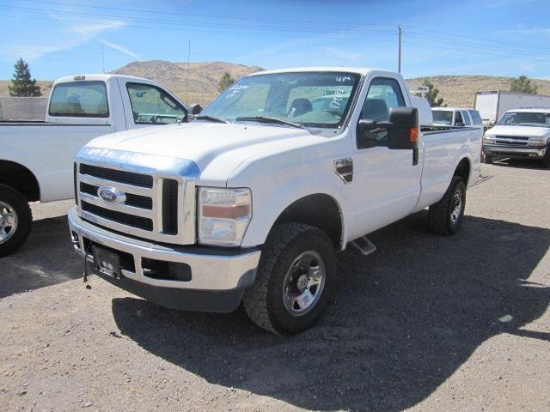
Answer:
84;122;322;184
486;125;550;138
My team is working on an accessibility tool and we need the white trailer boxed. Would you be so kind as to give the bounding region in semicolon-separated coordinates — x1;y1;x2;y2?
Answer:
474;91;550;126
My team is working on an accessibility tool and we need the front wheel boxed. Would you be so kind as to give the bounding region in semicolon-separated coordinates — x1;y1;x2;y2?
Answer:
0;184;32;257
539;145;550;168
428;177;466;236
243;223;336;335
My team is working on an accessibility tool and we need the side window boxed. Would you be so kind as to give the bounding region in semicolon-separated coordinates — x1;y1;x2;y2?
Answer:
357;77;406;149
469;110;483;125
455;111;464;125
127;83;187;124
49;81;108;118
460;111;471;126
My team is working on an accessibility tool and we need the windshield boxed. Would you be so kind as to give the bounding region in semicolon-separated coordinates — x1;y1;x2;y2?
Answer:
497;111;550;127
432;110;453;125
199;71;361;128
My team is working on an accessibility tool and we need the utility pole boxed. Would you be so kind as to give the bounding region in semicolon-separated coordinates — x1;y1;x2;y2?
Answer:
398;26;402;74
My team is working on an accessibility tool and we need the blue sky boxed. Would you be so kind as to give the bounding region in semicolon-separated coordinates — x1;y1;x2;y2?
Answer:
1;0;549;80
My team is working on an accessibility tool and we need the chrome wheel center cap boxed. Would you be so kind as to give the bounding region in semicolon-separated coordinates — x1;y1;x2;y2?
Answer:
296;275;308;292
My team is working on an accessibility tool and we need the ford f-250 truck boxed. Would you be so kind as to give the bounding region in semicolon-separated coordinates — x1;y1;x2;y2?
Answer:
483;108;550;168
0;74;189;256
68;67;482;335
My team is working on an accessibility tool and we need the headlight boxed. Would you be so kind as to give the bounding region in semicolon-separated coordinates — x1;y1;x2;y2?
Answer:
198;187;252;246
530;137;549;147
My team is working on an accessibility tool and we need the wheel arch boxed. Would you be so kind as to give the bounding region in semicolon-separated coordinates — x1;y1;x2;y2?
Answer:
454;157;471;186
269;193;344;251
0;160;40;202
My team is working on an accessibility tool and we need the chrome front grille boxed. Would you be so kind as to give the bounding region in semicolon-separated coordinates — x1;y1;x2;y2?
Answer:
493;135;529;146
75;149;198;245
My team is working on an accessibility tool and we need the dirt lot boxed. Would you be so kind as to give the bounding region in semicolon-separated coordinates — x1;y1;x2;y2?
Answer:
1;161;549;412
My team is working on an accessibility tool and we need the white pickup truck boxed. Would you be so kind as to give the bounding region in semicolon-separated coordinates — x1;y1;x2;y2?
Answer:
68;67;482;335
483;108;550;168
0;74;189;256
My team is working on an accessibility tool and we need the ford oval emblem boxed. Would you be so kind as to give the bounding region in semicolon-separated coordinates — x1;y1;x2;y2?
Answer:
97;186;126;204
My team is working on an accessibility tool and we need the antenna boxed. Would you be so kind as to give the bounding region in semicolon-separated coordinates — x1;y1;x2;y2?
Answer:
187;40;191;101
398;26;402;74
102;44;105;74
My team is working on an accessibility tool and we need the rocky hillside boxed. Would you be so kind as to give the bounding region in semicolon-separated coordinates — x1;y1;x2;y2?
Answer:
2;61;550;108
111;61;264;106
407;75;550;108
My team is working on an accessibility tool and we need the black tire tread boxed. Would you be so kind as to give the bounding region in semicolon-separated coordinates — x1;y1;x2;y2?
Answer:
0;184;33;257
428;177;466;236
539;145;550;168
243;223;334;335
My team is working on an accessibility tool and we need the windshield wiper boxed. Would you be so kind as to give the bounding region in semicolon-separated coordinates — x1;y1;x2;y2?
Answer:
195;115;228;124
235;116;304;129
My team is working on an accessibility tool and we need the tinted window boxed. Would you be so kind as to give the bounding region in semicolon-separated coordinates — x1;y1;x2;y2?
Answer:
49;81;108;118
433;110;453;125
469;110;483;125
460;111;471;125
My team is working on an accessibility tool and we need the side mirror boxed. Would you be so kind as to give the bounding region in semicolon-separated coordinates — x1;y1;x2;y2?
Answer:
190;104;203;116
387;107;419;150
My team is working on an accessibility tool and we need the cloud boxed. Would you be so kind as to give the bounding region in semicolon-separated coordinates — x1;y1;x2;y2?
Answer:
1;11;136;63
65;18;127;38
99;39;139;59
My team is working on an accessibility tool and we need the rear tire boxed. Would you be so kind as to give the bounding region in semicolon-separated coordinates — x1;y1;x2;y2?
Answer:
428;177;466;236
243;223;336;335
539;145;550;168
0;184;32;257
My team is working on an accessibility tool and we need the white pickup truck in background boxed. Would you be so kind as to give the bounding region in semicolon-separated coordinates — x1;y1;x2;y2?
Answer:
474;90;550;127
68;67;482;335
0;74;189;257
483;108;550;168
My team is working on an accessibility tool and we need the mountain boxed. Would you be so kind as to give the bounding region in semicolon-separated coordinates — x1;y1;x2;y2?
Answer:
111;61;264;106
2;61;550;109
407;75;550;108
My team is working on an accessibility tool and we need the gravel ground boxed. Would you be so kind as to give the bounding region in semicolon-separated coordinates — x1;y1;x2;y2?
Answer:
1;161;549;412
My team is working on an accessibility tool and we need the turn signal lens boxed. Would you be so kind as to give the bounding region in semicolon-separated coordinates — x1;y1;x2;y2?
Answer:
410;127;419;144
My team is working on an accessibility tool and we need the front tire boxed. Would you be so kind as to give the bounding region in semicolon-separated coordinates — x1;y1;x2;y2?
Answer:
0;184;32;257
243;223;336;335
428;177;466;236
539;145;550;168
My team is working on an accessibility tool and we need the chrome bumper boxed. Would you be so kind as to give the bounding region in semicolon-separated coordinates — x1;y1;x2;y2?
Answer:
483;145;546;159
68;207;260;292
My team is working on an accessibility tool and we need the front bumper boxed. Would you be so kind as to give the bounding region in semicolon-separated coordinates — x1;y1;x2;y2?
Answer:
68;207;261;312
483;145;547;160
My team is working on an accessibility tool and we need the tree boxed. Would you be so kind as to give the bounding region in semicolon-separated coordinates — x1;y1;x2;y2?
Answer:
422;80;445;107
218;72;235;92
510;75;539;94
8;58;42;97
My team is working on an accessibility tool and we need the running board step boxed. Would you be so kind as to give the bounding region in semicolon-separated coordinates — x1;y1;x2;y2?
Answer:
350;236;377;256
